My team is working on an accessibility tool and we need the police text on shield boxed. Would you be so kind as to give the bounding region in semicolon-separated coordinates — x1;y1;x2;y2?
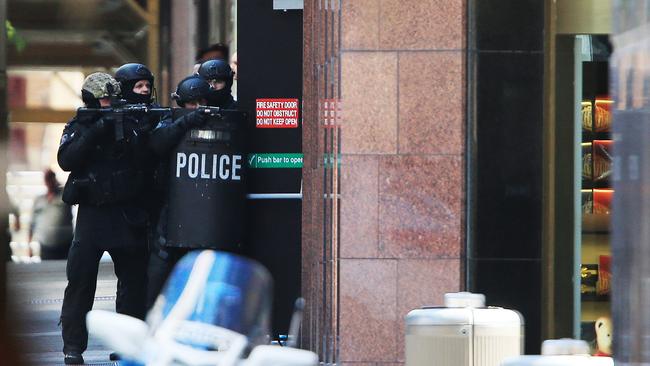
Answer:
176;153;242;180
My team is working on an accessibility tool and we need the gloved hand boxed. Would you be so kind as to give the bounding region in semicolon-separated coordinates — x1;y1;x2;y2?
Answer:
137;112;160;133
86;116;113;139
179;110;208;129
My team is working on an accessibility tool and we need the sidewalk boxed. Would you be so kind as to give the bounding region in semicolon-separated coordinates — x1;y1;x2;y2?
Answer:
7;258;119;365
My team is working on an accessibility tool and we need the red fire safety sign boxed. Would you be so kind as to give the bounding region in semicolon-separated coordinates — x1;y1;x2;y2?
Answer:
255;98;300;128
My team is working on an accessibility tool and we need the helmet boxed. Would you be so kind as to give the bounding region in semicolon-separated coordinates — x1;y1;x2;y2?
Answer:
82;72;121;99
114;63;154;104
115;63;154;84
171;75;211;107
197;60;235;108
197;59;233;85
81;72;121;108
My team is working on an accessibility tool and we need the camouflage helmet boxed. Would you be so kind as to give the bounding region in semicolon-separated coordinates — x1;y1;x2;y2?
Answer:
82;72;121;99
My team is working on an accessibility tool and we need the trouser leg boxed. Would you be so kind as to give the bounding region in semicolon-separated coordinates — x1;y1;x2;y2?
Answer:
60;241;103;354
146;248;174;310
146;246;193;309
109;246;148;320
115;277;123;315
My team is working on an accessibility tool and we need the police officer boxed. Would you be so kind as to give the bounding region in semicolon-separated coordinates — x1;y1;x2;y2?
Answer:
196;59;237;109
112;62;166;361
145;75;211;308
147;75;210;156
115;62;155;104
171;75;211;109
58;72;151;365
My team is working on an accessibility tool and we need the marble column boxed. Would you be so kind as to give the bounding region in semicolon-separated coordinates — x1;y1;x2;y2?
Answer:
302;0;466;363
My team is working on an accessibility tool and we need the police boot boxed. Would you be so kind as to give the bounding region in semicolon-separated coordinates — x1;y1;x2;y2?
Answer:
64;352;84;365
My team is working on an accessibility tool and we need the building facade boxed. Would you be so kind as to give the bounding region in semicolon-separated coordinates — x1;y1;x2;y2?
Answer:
3;0;645;363
302;0;622;362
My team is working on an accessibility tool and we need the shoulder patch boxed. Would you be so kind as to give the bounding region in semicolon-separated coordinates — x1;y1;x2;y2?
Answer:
59;132;75;146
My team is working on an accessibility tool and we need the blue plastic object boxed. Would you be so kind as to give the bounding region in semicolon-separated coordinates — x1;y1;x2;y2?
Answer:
151;250;273;348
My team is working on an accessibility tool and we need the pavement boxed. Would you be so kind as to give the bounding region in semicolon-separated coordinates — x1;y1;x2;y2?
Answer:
7;257;120;366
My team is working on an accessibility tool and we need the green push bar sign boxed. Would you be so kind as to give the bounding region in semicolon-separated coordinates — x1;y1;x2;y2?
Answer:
248;153;303;168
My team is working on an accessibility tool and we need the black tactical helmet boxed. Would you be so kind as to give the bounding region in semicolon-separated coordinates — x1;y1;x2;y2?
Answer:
114;63;154;104
115;63;154;84
197;59;233;86
171;75;211;107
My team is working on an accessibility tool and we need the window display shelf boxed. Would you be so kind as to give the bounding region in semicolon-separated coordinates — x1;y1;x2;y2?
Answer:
581;301;611;322
581;140;613;188
582;132;611;142
574;43;613;357
582;214;610;233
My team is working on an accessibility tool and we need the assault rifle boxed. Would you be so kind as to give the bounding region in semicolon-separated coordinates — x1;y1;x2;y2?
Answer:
77;90;170;142
77;78;230;142
194;106;223;118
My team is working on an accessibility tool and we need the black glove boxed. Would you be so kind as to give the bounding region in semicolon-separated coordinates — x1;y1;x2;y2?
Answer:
86;116;113;139
136;112;160;133
179;110;208;129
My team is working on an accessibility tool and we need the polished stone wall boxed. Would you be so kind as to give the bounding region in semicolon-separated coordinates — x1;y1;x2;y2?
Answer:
302;0;466;363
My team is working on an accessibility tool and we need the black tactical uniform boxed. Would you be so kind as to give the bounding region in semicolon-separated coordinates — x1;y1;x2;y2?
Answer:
148;76;213;156
145;69;242;308
145;75;213;307
58;72;155;364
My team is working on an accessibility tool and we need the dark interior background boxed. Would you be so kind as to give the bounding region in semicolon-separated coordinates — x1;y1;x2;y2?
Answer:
468;0;545;353
238;0;303;338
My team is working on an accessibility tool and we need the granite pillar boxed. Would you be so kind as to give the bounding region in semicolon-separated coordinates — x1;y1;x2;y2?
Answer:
302;0;466;363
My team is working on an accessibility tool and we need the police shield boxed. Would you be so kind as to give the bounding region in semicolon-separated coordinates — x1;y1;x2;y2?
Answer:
166;109;246;250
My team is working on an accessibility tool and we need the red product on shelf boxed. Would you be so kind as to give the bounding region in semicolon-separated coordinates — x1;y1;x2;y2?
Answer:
582;189;611;232
593;140;613;182
593;189;613;215
594;98;613;132
597;255;611;296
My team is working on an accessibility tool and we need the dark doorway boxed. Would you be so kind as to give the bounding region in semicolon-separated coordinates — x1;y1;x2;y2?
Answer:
238;0;303;338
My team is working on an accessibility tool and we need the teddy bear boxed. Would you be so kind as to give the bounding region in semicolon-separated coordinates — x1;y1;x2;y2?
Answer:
594;316;612;356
